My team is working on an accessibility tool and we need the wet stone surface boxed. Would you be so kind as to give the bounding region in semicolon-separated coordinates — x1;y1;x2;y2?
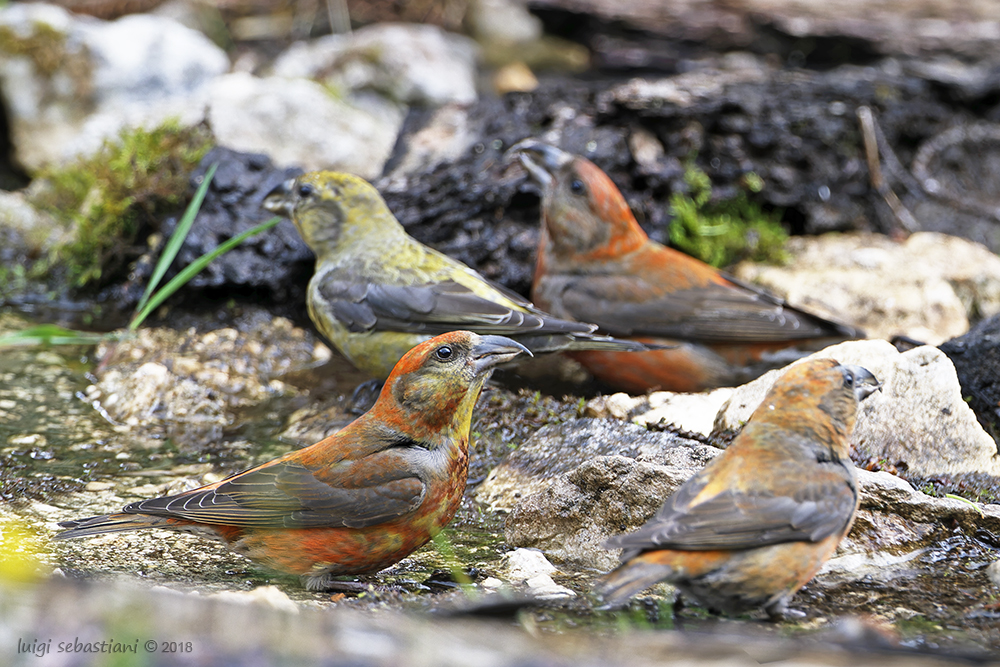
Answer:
1;308;999;660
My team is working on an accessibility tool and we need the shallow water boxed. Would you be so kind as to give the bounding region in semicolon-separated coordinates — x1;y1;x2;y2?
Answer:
3;310;1000;661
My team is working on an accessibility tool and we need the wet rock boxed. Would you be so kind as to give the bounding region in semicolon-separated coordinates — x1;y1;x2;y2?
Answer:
207;72;406;179
496;413;1000;589
0;3;227;171
271;23;479;107
474;418;718;513
734;232;1000;344
88;309;330;450
823;470;996;585
940;313;1000;437
103;147;313;312
713;340;1000;478
376;94;537;292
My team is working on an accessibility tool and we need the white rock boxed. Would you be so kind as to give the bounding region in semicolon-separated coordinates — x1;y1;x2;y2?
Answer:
734;232;1000;345
632;388;734;436
207;72;404;179
498;548;556;582
272;23;478;107
209;586;299;614
381;104;476;183
466;0;543;44
524;573;576;599
0;191;71;249
987;560;1000;587
479;576;506;591
84;481;114;492
714;340;1000;477
0;4;228;171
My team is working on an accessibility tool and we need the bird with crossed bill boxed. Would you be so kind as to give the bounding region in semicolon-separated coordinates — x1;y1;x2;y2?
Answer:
597;359;880;618
56;331;529;590
262;170;649;382
509;140;864;394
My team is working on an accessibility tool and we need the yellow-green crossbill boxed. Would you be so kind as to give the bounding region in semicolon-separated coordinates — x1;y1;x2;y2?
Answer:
263;171;647;380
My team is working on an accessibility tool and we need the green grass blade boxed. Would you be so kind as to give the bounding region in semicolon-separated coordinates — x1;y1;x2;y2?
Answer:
0;324;110;348
135;162;218;313
128;216;283;331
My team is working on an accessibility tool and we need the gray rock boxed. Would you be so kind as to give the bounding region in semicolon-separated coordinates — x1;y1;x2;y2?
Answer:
713;340;1000;477
207;72;405;179
0;3;228;171
486;419;719;570
271;23;479;107
497;415;1000;587
474;418;718;513
505;454;699;571
824;469;1000;585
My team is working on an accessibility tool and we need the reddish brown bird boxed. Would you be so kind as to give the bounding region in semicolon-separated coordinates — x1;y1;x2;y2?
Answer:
56;331;529;590
509;140;863;393
597;359;879;617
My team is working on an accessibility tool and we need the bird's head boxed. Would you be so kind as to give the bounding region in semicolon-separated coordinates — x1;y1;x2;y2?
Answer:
371;331;531;444
507;140;648;262
263;171;403;257
755;358;880;458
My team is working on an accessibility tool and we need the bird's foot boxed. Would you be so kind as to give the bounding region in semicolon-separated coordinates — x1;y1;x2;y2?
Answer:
303;574;376;593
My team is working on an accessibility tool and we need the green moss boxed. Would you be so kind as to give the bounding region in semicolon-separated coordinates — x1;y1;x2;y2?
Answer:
30;121;214;288
668;162;789;268
0;21;68;75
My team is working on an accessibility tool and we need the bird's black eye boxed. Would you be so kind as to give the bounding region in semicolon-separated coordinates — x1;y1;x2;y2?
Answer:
435;345;453;360
297;183;314;198
570;179;586;195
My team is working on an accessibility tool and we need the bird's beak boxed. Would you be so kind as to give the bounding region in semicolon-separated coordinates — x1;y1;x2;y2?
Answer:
471;335;532;374
842;364;882;401
262;178;296;216
506;139;574;189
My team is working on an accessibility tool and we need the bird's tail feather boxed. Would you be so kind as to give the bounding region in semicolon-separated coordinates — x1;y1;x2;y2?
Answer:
596;561;675;608
54;513;166;539
525;335;664;355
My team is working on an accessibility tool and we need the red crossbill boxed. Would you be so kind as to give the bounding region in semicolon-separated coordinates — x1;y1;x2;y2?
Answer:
597;359;880;617
509;140;863;393
56;331;529;590
262;171;647;381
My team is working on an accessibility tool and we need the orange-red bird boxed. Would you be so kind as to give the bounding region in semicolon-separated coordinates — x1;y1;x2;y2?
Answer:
510;140;863;393
56;331;529;590
598;359;880;617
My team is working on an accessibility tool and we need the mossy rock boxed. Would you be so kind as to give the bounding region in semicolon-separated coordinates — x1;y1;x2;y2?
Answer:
28;121;214;288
